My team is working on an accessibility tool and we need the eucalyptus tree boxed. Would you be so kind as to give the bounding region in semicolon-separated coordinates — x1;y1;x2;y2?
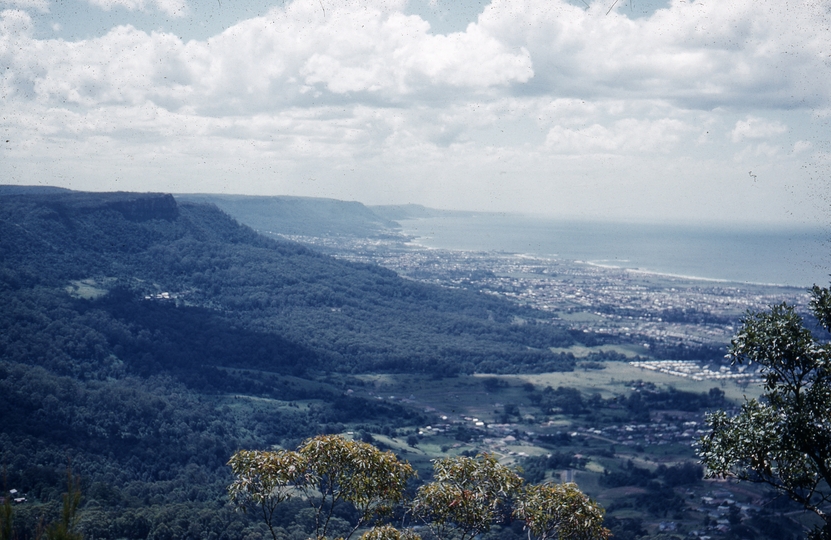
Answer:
228;449;306;540
514;482;610;540
411;453;524;540
228;434;415;540
699;285;831;538
230;438;610;540
298;435;415;539
359;524;421;540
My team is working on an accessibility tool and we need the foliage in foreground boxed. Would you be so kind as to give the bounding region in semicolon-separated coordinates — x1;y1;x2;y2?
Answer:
514;483;611;540
229;435;415;540
1;485;12;540
229;435;609;540
411;453;523;540
699;284;831;537
44;467;83;540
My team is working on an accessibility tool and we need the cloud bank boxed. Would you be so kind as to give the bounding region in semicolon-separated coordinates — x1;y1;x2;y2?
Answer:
1;0;829;224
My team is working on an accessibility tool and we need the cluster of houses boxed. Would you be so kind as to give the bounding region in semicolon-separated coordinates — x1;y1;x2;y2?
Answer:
575;420;709;446
1;489;26;504
652;489;764;539
686;490;762;538
629;359;760;383
143;291;175;300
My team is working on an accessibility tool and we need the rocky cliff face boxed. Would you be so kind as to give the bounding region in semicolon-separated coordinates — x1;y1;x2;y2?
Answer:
0;189;181;222
104;193;179;221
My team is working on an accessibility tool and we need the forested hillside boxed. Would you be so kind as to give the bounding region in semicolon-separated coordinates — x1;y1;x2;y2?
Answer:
177;194;400;238
1;189;578;376
0;188;582;539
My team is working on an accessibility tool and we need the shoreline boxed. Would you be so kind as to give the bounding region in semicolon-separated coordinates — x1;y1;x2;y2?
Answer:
581;261;808;289
399;230;823;290
400;235;811;290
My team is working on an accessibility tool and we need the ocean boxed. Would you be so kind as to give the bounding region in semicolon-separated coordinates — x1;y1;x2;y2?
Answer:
397;214;831;288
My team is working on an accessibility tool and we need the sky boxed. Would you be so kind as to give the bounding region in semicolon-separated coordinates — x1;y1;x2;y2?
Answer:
1;0;830;225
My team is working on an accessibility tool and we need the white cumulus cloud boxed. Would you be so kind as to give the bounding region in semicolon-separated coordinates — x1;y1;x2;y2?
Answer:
793;140;812;154
0;0;48;13
477;0;831;109
545;117;689;154
0;7;32;35
1;0;827;225
6;0;831;114
731;116;788;142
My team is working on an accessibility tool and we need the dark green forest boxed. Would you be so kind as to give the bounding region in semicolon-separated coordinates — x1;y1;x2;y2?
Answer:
0;189;589;539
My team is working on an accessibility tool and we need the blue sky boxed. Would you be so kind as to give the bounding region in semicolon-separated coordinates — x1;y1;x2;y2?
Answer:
2;0;830;225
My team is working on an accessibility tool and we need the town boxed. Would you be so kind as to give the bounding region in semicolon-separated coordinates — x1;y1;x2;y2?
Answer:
271;231;810;364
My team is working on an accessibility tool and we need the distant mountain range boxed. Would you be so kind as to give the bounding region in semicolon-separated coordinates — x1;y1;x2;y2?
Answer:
177;193;477;238
0;186;483;239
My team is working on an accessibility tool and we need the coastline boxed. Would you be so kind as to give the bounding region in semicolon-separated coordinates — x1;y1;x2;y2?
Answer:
397;216;828;289
582;261;805;289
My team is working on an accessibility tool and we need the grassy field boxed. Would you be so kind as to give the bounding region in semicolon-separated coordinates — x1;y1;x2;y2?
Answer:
65;278;111;299
548;343;649;358
511;363;761;402
354;363;758;418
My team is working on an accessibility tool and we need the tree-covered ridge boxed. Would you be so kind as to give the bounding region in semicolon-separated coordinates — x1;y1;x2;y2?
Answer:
1;190;578;376
177;194;401;239
0;189;586;539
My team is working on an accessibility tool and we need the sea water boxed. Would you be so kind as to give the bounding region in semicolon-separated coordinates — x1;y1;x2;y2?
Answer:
397;214;831;288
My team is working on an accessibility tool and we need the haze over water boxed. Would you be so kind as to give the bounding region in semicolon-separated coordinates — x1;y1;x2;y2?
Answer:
398;215;831;288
